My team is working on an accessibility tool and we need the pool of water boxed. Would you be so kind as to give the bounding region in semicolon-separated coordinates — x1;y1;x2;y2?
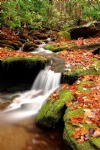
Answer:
0;117;72;150
0;93;72;150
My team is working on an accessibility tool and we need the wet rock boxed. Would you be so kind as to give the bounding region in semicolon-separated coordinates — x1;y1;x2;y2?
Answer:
29;30;40;37
36;33;48;40
34;40;42;45
0;40;11;45
17;38;26;44
93;47;100;55
0;101;11;110
39;28;47;33
11;41;22;50
46;54;65;73
23;42;38;52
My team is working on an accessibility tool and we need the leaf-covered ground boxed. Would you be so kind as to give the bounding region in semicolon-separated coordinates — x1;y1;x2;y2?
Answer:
58;49;100;76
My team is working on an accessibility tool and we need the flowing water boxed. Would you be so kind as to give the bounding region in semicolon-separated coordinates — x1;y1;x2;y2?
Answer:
0;66;61;123
0;67;71;150
30;42;53;54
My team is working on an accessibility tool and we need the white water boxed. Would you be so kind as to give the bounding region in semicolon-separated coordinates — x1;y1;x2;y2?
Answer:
30;42;53;54
0;66;61;123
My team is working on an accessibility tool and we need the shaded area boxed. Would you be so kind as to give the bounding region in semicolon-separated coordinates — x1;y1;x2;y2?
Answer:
0;60;45;92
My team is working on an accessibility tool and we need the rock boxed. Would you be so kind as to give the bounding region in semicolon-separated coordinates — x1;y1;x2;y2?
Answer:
39;28;47;33
0;43;14;50
0;101;11;110
34;40;42;44
29;30;40;37
78;42;100;50
69;21;100;39
57;31;71;42
46;54;65;72
36;88;73;128
0;40;11;45
17;38;26;44
93;47;100;55
11;41;22;50
23;42;38;52
36;33;48;40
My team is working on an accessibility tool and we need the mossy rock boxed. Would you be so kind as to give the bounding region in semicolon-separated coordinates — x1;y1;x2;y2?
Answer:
17;38;26;44
0;101;11;110
57;31;71;42
36;89;73;128
23;42;38;51
34;40;42;44
63;108;97;150
0;40;11;45
29;30;40;36
11;41;22;50
0;43;14;50
45;44;66;52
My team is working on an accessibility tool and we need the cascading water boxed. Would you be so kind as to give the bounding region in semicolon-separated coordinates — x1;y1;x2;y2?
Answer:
0;66;61;123
30;41;53;54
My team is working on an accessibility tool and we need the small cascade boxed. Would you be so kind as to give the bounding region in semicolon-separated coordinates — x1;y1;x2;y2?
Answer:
0;66;61;123
30;41;53;54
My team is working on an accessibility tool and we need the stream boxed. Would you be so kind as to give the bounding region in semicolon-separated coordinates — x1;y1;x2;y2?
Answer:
0;42;71;150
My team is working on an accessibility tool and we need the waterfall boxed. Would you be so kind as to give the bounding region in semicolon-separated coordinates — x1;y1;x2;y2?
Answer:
0;66;61;123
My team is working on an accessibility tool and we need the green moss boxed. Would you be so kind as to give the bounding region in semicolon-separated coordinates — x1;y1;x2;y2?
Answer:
57;31;71;41
63;123;95;150
77;81;93;93
45;44;55;50
64;108;84;124
45;44;66;52
67;66;100;76
90;137;100;149
63;109;96;150
2;56;46;64
36;89;73;128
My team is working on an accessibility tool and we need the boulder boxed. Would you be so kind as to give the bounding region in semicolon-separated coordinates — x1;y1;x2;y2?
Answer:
57;31;71;42
69;21;100;39
11;41;22;50
23;42;38;52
